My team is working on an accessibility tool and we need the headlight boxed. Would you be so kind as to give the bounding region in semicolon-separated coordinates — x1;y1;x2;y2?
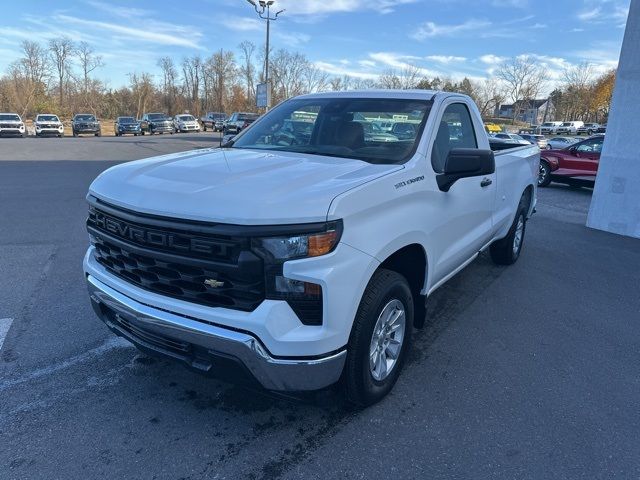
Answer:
252;224;341;261
251;221;342;326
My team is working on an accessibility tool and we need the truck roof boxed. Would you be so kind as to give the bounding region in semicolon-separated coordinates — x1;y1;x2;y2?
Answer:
294;89;440;101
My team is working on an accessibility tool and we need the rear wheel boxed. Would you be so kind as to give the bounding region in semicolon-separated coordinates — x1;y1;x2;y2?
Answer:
490;202;528;265
344;269;413;406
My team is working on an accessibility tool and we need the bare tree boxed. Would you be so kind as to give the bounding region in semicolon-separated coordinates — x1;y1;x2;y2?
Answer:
20;40;51;85
238;41;256;106
157;56;178;114
76;42;103;93
474;78;506;118
182;55;202;115
129;72;155;118
48;37;75;108
378;65;423;89
561;62;594;120
496;55;546;122
205;50;237;112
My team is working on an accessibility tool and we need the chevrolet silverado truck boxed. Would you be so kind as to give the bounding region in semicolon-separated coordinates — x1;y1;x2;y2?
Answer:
84;90;539;406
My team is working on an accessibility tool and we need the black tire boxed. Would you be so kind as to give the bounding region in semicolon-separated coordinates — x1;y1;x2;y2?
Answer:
490;201;528;265
344;269;414;406
73;131;78;137
96;131;101;137
538;160;551;187
203;125;208;132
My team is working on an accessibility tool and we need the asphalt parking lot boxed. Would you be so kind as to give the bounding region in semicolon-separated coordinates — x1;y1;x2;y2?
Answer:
1;136;639;479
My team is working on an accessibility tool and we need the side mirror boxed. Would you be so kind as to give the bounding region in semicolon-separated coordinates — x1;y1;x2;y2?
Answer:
436;148;495;192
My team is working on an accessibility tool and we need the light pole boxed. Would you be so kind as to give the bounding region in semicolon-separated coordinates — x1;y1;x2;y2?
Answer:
246;0;284;110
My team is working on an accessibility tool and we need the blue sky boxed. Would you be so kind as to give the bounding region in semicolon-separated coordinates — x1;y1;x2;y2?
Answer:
0;0;630;91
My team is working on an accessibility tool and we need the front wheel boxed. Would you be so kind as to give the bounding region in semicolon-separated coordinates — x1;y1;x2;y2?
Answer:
490;203;527;265
538;160;551;187
343;269;413;406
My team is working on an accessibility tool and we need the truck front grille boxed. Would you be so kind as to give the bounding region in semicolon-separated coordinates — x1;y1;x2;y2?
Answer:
87;201;265;312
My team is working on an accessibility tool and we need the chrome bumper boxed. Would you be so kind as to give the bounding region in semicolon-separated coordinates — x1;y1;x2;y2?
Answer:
87;275;346;391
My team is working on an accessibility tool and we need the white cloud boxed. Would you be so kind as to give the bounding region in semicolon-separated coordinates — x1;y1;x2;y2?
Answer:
359;60;377;67
479;54;507;64
411;19;491;40
578;1;629;27
276;0;417;15
276;31;311;46
368;51;439;76
426;55;467;64
54;15;203;49
217;15;263;32
85;0;151;19
578;7;601;21
313;61;379;79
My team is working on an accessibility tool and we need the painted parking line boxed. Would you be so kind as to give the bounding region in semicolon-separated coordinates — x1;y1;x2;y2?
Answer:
0;318;13;351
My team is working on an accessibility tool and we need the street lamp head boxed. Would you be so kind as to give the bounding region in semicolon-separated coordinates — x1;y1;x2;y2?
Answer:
259;0;275;6
246;0;257;6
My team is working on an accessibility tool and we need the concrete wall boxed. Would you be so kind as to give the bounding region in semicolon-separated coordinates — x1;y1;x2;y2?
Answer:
587;0;640;238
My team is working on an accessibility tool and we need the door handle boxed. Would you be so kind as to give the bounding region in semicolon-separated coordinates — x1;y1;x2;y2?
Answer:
480;178;493;187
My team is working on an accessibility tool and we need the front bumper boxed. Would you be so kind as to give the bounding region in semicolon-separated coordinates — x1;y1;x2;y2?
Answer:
36;126;63;135
0;127;25;135
178;124;200;131
87;274;346;391
150;124;173;132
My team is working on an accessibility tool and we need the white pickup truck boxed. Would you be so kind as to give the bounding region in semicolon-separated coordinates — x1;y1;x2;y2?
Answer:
84;90;538;405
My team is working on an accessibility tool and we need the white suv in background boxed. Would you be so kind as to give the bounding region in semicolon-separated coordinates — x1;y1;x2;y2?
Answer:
539;121;562;135
35;114;64;137
0;113;26;137
556;121;584;135
173;114;201;133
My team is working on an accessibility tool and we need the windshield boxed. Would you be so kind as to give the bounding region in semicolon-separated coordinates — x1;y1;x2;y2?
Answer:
75;114;96;121
231;97;432;164
177;115;195;121
119;117;136;123
0;114;21;121
37;115;59;122
561;122;571;126
148;113;166;120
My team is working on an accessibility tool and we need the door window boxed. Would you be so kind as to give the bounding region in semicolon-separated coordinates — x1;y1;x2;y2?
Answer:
576;137;603;153
431;103;478;173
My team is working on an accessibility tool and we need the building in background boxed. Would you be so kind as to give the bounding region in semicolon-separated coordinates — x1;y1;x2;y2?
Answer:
496;98;555;124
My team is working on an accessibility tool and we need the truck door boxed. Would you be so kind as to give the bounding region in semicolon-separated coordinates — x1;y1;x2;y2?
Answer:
428;102;496;286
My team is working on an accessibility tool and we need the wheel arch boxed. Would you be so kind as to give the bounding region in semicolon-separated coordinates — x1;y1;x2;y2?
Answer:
377;243;428;329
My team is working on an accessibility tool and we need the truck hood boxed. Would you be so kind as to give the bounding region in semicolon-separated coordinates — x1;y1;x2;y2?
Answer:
89;148;402;224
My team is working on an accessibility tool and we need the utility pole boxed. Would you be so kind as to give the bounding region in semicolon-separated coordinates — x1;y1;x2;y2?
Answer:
246;0;284;110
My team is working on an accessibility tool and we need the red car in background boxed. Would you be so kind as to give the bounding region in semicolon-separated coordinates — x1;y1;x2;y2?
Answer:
538;135;604;187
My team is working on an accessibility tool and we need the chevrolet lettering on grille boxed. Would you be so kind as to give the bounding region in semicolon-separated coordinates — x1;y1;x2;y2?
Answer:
92;210;231;257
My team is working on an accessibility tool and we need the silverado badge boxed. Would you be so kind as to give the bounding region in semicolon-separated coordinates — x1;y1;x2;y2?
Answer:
204;279;225;288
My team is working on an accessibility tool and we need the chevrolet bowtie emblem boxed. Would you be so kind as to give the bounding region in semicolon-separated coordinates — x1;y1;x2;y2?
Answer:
204;279;225;288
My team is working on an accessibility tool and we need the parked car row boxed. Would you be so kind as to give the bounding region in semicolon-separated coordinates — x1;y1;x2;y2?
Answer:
0;111;255;137
539;120;606;135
